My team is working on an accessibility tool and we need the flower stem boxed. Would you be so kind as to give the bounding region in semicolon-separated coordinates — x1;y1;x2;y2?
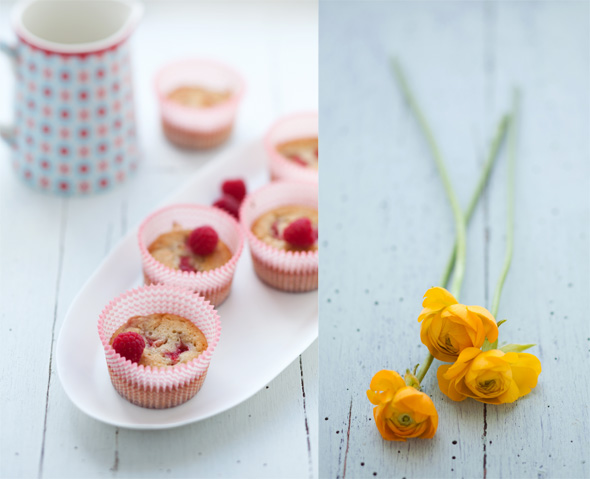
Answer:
439;114;511;287
392;58;513;385
416;113;510;384
415;350;434;384
391;58;466;298
491;89;519;319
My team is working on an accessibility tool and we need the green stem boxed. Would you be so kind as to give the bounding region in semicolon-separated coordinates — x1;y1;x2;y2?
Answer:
415;353;434;384
392;58;513;385
392;58;466;298
416;113;510;384
439;114;511;287
491;89;519;320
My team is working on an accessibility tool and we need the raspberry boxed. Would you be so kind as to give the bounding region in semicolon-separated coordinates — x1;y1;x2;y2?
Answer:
112;332;145;364
271;220;280;238
289;154;307;167
164;351;180;364
179;255;196;272
164;342;189;365
221;178;247;203
283;218;316;248
187;226;218;256
213;194;240;219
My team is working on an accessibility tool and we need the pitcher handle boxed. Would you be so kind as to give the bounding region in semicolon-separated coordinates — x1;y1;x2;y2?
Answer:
0;40;17;149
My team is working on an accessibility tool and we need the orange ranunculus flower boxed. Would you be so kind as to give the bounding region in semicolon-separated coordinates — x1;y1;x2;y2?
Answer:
437;348;542;404
418;287;499;362
367;370;438;441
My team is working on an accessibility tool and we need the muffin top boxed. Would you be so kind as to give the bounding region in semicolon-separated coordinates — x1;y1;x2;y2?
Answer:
167;85;232;108
277;137;318;170
148;223;232;273
251;205;318;252
110;313;208;367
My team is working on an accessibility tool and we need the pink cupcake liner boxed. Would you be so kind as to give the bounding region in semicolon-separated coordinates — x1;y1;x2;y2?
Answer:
240;181;318;292
161;121;233;150
155;58;246;149
97;284;222;409
138;204;245;306
265;111;318;183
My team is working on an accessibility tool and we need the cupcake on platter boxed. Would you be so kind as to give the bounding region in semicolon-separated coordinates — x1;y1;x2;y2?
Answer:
265;112;318;183
138;204;244;306
240;181;318;292
98;284;221;409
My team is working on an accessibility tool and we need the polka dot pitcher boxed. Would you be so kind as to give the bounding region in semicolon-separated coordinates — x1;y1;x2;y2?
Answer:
0;0;143;196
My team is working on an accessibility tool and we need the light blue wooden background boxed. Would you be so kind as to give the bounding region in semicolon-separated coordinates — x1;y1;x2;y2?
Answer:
319;2;589;478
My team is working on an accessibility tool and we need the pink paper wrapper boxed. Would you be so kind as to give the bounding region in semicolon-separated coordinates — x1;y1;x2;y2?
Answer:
155;59;246;149
240;181;318;292
265;112;318;183
138;204;245;306
97;284;221;409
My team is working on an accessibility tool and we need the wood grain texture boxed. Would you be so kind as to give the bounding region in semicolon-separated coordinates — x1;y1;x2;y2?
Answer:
0;2;318;478
319;2;589;478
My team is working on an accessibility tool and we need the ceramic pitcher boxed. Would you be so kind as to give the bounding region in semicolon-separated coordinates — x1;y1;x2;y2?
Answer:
0;0;143;195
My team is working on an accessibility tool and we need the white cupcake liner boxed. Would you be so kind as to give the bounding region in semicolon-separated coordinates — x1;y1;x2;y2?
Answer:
97;284;221;409
240;181;318;292
265;111;318;183
138;204;245;306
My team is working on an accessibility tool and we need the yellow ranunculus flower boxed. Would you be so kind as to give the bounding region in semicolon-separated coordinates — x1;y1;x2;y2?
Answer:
418;287;499;362
367;370;438;441
437;348;542;404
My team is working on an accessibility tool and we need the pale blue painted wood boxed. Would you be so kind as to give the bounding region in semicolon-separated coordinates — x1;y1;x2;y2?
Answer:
319;2;589;478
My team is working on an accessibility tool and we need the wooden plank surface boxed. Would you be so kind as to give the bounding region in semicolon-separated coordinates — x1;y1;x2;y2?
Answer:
319;2;589;478
0;2;318;478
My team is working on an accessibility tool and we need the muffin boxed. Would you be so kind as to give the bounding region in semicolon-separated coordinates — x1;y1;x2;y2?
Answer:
148;223;233;273
240;181;318;292
251;205;318;252
139;204;244;306
265;112;319;182
110;313;208;367
155;59;245;149
167;86;232;108
98;285;221;409
276;138;318;171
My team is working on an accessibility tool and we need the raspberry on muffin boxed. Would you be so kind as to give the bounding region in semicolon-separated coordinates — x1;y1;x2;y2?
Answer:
148;222;231;273
240;181;318;292
251;205;318;252
112;331;145;364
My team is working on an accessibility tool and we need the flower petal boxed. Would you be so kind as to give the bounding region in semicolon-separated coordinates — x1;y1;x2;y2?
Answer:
373;406;405;441
507;353;542;398
438;364;467;401
422;287;458;311
467;305;498;343
395;387;438;418
444;348;481;378
496;380;521;404
367;370;406;405
369;370;406;392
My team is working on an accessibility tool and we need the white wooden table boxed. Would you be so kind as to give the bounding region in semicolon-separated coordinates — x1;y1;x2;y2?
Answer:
319;2;589;478
0;2;318;478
